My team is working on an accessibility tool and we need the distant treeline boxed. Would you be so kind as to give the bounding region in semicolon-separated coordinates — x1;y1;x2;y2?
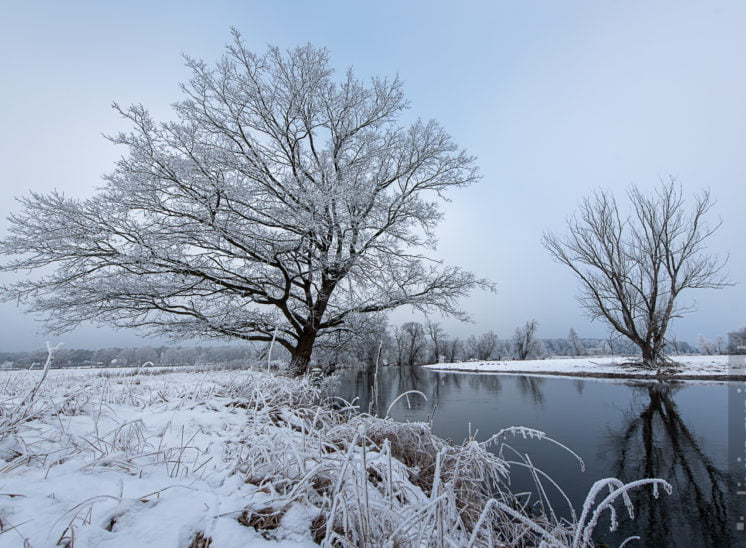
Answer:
363;321;702;368
0;323;709;370
0;345;260;369
5;317;733;372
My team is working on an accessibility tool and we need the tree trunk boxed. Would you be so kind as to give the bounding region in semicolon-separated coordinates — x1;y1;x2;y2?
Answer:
289;330;317;377
640;344;661;369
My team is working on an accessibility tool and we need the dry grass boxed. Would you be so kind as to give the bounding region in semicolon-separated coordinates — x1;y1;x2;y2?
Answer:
0;360;670;547
188;531;212;547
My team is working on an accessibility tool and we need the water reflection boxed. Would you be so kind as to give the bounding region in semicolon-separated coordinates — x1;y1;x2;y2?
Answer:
350;365;434;417
603;382;735;547
467;372;503;395
516;375;545;405
335;367;738;547
574;379;586;395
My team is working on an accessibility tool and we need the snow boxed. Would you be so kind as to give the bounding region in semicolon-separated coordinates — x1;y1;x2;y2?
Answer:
422;354;740;379
0;367;316;548
0;364;675;547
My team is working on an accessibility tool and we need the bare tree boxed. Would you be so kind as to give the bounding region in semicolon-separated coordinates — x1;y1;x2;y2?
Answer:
392;326;404;366
425;320;445;364
697;334;715;355
668;336;682;356
0;34;489;376
474;330;498;360
464;334;478;360
341;313;392;368
567;328;585;356
399;321;426;366
729;328;746;354
715;336;726;354
442;337;461;363
605;331;620;357
543;181;728;367
513;320;541;360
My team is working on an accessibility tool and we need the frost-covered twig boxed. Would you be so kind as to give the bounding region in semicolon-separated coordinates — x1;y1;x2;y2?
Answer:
572;477;673;547
385;390;427;419
19;342;62;409
0;342;62;438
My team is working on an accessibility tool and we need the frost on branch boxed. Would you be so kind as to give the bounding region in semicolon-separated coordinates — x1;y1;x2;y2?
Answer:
0;32;490;375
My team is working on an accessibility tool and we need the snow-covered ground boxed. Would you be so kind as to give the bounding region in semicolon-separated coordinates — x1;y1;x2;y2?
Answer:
0;367;714;548
423;354;741;379
0;367;320;547
0;364;676;547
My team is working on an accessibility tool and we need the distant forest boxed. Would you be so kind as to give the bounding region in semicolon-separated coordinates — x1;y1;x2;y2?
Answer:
0;325;717;370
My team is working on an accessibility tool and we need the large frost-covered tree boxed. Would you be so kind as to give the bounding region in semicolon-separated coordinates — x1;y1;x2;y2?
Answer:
0;33;486;376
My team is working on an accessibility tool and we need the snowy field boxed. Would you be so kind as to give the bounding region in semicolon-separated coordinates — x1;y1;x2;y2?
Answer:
0;367;320;547
0;364;674;547
423;354;740;379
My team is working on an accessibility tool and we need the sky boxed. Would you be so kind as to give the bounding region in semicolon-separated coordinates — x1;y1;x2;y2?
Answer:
0;1;744;351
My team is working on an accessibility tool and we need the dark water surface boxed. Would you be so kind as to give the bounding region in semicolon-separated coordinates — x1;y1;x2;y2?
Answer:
334;366;743;547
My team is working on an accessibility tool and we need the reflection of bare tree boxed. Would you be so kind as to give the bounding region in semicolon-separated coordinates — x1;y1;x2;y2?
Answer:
481;374;503;395
516;375;545;405
407;364;422;387
574;379;585;395
466;373;502;395
441;371;462;390
604;383;734;547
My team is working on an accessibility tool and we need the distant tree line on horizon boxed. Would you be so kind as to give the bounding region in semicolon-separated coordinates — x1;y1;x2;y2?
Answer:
339;320;702;368
0;345;256;370
4;321;733;370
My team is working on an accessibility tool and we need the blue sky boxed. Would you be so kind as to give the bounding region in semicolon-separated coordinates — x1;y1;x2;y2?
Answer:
0;2;744;350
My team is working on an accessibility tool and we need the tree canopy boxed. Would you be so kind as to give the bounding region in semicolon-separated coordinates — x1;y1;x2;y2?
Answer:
0;32;488;375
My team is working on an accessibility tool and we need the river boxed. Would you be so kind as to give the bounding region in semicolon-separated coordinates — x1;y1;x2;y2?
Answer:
335;366;743;547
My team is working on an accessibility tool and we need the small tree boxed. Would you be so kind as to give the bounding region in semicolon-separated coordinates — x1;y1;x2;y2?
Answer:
464;335;478;360
399;321;426;366
697;334;716;355
343;314;392;368
605;332;621;357
567;328;585;356
442;337;461;363
425;319;445;364
729;328;746;355
513;320;542;360
543;181;728;368
474;330;499;360
668;336;682;356
0;33;488;376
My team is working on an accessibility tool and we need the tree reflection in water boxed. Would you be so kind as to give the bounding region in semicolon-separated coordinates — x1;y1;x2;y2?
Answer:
603;382;736;547
348;365;435;417
516;375;546;405
340;369;738;547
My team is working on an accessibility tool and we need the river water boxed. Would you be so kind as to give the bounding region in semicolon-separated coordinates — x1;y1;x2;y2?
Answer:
334;366;743;547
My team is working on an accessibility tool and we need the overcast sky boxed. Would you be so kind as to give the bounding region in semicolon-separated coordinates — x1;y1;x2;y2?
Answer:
0;1;744;351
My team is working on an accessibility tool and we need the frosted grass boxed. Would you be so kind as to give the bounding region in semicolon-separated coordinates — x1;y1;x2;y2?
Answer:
0;359;669;547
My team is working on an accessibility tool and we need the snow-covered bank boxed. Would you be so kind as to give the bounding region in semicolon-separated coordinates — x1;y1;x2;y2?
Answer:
0;366;669;547
423;355;743;380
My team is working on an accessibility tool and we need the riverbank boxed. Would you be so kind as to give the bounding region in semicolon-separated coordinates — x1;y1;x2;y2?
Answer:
422;354;745;381
0;365;670;547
